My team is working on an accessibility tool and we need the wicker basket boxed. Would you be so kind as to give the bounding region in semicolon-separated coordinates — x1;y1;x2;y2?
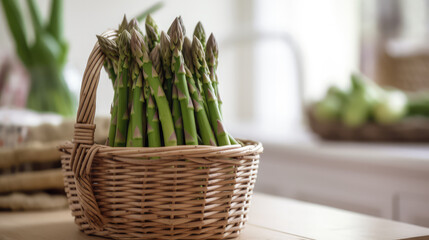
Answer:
307;106;429;142
58;30;263;240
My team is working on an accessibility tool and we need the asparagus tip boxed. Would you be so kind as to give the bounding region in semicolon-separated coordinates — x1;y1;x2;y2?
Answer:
170;18;184;50
183;36;194;70
205;33;218;66
119;14;129;33
193;21;206;46
160;31;171;58
130;28;144;57
145;13;154;25
118;30;132;56
178;16;186;36
97;34;119;58
127;18;140;32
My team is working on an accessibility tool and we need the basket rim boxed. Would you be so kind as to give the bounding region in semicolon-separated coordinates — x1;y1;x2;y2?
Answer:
59;138;263;156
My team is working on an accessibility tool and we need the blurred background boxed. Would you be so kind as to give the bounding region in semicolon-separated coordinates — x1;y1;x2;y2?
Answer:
1;0;429;228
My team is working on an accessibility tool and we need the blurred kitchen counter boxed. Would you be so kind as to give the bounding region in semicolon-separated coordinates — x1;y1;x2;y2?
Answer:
252;127;429;228
1;193;429;240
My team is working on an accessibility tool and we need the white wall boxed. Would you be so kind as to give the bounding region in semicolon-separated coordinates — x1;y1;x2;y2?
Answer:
1;0;360;137
0;0;241;116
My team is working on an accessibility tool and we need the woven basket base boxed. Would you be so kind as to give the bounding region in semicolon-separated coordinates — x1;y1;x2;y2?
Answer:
60;140;261;240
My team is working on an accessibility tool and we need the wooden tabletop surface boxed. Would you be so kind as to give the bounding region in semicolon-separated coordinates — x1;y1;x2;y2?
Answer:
1;193;429;240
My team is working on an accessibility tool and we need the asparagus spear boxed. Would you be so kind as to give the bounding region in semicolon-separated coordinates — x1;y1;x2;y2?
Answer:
97;35;119;83
192;36;230;146
167;16;186;36
131;29;177;146
170;18;198;145
184;36;208;115
127;57;145;147
160;31;173;106
118;15;128;34
127;18;140;32
205;33;221;113
145;82;161;147
193;21;206;50
114;30;132;147
183;37;195;76
97;35;119;146
150;42;164;85
185;66;216;146
205;34;239;145
172;84;184;145
145;14;160;51
126;100;134;147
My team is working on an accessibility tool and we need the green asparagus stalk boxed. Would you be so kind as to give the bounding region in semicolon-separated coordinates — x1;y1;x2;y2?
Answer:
150;42;164;85
149;44;177;146
106;78;118;146
205;34;238;145
160;31;173;106
145;14;160;51
185;66;216;146
172;85;184;145
126;103;134;147
131;29;177;146
206;33;222;114
146;82;161;147
97;35;120;146
114;30;132;147
183;37;195;76
170;19;198;145
129;21;146;147
192;36;230;146
126;59;145;147
184;36;208;116
97;35;119;82
193;21;206;50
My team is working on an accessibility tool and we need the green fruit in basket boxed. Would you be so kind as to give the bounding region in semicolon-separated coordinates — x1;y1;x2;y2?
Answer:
339;73;383;127
314;95;343;121
314;85;347;122
373;90;407;124
407;92;429;117
342;91;372;127
327;86;346;101
350;73;381;105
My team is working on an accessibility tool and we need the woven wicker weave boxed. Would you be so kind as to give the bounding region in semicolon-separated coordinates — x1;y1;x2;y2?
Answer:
58;30;263;239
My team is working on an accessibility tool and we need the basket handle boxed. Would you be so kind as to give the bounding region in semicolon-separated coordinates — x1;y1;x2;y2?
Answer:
70;30;117;230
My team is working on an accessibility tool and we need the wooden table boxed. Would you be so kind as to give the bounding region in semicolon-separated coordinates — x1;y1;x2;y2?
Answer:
1;193;429;240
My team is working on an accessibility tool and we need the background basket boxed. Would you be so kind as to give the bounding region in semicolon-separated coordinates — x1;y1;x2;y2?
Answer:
58;30;263;240
376;48;429;91
307;106;429;142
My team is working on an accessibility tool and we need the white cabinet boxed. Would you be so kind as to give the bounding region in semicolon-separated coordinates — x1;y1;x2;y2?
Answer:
397;193;429;227
254;138;429;227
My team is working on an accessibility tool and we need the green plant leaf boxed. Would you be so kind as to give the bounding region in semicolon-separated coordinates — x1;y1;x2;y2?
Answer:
46;0;63;41
1;0;31;66
135;2;163;22
26;0;44;38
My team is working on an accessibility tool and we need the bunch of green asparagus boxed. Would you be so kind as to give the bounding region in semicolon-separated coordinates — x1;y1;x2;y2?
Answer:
97;15;237;147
